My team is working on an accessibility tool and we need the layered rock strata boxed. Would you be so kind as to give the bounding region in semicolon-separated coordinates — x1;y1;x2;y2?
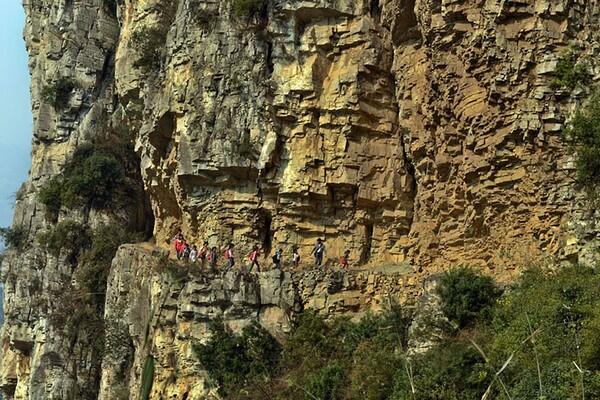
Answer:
116;0;599;271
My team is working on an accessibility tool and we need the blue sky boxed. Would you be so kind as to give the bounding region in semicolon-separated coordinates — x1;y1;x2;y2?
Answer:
0;3;32;238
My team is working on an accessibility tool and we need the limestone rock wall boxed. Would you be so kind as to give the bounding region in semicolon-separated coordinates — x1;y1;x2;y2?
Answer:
115;0;599;272
391;0;600;271
117;0;415;264
2;0;600;399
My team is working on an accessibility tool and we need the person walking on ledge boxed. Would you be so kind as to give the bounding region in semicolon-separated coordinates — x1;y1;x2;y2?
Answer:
272;248;283;269
311;238;325;267
208;246;218;272
189;244;198;263
199;241;209;268
224;242;235;270
292;246;301;269
340;249;350;269
176;237;185;260
248;245;260;273
182;241;191;261
173;231;185;260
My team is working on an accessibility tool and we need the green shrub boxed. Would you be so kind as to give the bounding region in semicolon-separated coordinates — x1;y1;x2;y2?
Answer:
233;0;266;18
38;177;63;220
565;90;600;199
348;342;400;400
41;77;76;109
486;266;600;399
242;321;282;375
278;305;412;400
119;304;405;399
38;144;125;212
194;318;281;396
199;267;600;400
282;311;333;369
131;27;163;69
0;226;27;250
305;363;345;400
552;49;589;90
38;220;91;264
437;266;500;328
62;144;124;207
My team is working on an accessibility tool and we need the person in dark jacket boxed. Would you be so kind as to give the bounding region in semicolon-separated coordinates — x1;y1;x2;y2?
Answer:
272;248;283;269
311;238;325;267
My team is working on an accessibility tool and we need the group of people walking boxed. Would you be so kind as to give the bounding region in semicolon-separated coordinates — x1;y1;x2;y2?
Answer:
173;231;220;270
172;230;351;272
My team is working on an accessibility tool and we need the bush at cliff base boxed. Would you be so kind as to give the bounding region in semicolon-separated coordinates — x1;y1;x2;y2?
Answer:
483;266;600;399
436;266;500;328
194;319;282;397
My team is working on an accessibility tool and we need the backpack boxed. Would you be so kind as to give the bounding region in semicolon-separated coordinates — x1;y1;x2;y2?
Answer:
175;240;183;252
315;244;324;255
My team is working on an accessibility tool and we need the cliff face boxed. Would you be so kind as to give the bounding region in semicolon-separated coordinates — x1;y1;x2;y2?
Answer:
98;245;419;399
116;0;599;270
1;0;599;399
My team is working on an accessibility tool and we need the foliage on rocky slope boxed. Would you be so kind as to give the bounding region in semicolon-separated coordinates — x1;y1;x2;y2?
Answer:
196;266;600;400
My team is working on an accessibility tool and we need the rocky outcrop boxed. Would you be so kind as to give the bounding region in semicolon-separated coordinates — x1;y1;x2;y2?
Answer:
2;0;600;398
98;244;419;399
